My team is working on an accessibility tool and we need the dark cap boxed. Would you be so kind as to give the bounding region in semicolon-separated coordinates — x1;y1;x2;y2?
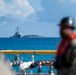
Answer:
59;17;75;29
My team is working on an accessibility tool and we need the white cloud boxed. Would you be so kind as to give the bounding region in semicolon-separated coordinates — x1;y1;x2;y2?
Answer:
70;0;76;3
0;0;35;18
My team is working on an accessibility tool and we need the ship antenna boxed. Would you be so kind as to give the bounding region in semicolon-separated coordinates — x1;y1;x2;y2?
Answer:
17;27;19;32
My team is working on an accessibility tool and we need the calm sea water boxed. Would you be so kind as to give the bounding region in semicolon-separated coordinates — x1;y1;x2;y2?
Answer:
0;38;61;74
0;38;61;50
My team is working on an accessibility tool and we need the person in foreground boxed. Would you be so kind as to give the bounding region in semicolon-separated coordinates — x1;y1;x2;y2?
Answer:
54;17;76;75
0;54;16;75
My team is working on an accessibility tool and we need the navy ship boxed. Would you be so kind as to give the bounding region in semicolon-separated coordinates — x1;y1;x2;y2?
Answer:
11;27;21;38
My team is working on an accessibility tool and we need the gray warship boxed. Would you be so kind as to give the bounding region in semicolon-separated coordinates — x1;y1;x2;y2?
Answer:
11;27;21;38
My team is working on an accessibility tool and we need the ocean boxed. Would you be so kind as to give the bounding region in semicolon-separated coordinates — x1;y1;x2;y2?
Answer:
0;38;61;74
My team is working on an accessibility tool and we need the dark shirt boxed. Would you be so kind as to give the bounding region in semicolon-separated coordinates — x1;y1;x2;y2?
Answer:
55;38;76;75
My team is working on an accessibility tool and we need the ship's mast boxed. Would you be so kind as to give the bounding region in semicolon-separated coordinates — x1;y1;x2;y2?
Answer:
16;27;19;32
12;26;21;38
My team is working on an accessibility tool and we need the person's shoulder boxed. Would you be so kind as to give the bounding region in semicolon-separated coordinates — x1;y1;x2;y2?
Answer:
71;38;76;47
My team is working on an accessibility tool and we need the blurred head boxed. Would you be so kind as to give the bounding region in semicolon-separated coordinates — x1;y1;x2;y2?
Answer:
59;17;75;39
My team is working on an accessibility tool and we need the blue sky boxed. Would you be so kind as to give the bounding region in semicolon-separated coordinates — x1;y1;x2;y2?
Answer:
0;0;76;37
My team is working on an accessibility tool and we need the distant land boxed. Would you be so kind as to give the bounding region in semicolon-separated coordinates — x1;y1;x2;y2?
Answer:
10;34;49;38
11;27;49;38
22;34;46;38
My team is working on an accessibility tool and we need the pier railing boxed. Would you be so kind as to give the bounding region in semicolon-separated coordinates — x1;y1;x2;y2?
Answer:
0;50;56;75
0;50;56;54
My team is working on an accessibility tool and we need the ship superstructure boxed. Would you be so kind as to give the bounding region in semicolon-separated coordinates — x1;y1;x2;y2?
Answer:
12;27;21;38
